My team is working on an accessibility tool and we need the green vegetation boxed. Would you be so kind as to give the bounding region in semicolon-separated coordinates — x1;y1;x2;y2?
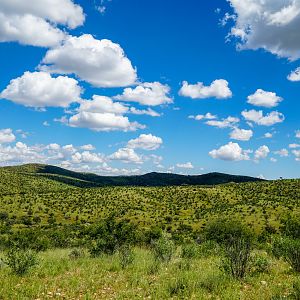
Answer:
0;164;299;299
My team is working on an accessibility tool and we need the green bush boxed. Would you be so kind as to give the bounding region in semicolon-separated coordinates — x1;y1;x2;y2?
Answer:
152;232;175;263
181;242;198;259
87;216;138;256
221;236;252;279
2;248;38;275
167;275;192;298
119;244;135;269
204;218;253;245
250;252;271;274
69;248;85;260
280;215;300;239
272;237;300;272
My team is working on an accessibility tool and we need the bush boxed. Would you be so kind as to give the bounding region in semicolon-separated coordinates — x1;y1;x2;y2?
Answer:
272;237;300;272
181;242;198;259
152;232;175;263
167;275;192;298
198;240;221;257
87;216;138;256
119;244;135;269
2;248;38;275
69;248;85;260
204;218;253;245
280;215;300;239
221;236;252;279
89;237;117;257
250;252;271;274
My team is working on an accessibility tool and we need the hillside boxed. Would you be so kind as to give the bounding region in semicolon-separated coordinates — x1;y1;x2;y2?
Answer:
1;163;264;188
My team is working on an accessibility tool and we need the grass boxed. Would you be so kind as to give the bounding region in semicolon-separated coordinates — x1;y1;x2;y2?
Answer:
0;247;298;299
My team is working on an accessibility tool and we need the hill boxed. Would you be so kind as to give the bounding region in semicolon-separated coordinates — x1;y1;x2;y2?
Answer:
1;163;264;188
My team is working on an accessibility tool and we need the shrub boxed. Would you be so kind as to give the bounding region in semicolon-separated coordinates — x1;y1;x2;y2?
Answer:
280;215;300;239
181;242;198;259
221;235;252;279
167;276;192;298
152;232;175;263
250;253;271;274
89;237;117;257
119;244;135;269
204;218;253;245
272;237;300;272
87;216;138;256
198;240;221;257
69;248;85;260
2;248;38;275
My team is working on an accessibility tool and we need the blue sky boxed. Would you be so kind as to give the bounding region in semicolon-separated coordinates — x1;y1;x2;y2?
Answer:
0;0;299;179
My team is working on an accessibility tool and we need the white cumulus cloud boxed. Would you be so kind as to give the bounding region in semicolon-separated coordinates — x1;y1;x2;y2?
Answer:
0;0;84;47
247;89;283;108
206;116;240;128
209;142;250;161
242;110;285;126
127;134;163;150
40;34;137;88
288;67;300;81
1;71;82;108
176;162;194;169
68;111;145;132
227;0;300;60
230;128;253;141
179;79;232;99
114;82;172;106
254;145;270;161
0;129;16;144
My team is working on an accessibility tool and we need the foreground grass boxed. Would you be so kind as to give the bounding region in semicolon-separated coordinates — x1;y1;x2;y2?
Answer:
0;248;298;300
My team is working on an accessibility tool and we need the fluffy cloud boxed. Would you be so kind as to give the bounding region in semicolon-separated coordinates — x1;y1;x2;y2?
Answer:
78;96;128;115
209;142;250;161
274;148;289;157
296;130;300;138
0;0;84;47
129;107;161;117
254;145;270;161
227;0;300;60
1;71;82;108
264;132;273;138
176;162;194;169
289;143;300;149
69;111;145;132
109;147;143;164
206;116;239;128
0;129;16;144
127;134;163;150
292;150;300;161
288;67;300;81
114;82;172;106
242;110;285;126
230;128;253;141
188;113;217;120
247;89;283;108
179;79;232;99
40;34;137;88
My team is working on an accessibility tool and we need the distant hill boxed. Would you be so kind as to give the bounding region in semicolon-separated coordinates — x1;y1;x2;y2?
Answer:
1;164;264;188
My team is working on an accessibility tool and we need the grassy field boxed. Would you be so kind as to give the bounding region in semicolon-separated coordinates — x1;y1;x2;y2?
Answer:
0;247;298;300
0;166;300;299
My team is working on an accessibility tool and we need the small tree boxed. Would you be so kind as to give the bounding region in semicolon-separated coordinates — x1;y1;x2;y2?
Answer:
222;235;252;279
3;248;38;276
152;232;175;263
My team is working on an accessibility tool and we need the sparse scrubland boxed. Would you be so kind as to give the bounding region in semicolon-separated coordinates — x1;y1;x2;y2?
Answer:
0;165;300;299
